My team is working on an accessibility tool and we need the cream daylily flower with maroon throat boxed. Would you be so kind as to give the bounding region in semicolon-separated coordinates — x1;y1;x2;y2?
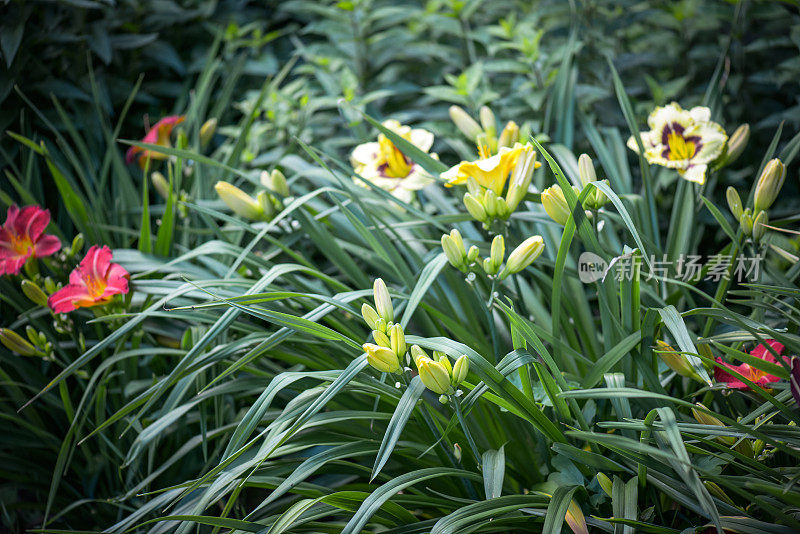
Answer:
627;102;727;184
350;120;436;202
48;245;130;313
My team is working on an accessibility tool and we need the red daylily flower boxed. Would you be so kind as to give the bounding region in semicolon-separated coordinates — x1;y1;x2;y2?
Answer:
48;245;129;313
714;339;789;389
126;115;185;168
0;205;61;275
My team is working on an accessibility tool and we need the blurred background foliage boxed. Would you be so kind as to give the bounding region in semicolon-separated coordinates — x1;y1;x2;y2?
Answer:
2;0;800;531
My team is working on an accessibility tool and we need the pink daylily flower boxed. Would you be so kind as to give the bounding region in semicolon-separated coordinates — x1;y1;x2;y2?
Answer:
48;245;129;313
0;205;61;275
714;339;789;390
126;115;185;168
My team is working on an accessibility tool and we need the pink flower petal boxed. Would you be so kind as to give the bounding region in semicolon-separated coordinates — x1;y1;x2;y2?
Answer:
0;256;28;275
48;284;93;313
34;234;61;258
750;339;784;363
14;206;50;242
79;245;113;281
714;358;750;389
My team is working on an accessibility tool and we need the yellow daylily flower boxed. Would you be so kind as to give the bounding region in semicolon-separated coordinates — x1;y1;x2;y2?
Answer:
441;143;529;195
350;119;436;202
627;102;727;185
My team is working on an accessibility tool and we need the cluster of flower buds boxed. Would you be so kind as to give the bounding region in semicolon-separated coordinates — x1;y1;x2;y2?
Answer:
441;229;544;280
449;105;520;155
726;158;785;242
214;169;289;222
541;154;609;226
410;345;468;401
361;278;407;374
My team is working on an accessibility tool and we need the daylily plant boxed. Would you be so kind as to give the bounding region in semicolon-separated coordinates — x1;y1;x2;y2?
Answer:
350;119;436;202
627;102;727;184
714;339;790;390
126;115;186;168
48;245;130;313
0;204;61;275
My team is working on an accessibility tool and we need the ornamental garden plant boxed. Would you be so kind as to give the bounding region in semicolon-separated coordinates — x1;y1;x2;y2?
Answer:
2;2;800;533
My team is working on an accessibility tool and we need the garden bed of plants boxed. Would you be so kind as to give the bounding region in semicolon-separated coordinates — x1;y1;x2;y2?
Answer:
2;1;800;533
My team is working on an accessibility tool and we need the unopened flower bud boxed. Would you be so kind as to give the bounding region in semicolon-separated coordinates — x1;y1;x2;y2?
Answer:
449;105;482;141
692;403;735;446
752;209;768;241
151;171;170;199
578;154;597;187
484;189;499;218
434;351;452;374
0;328;38;356
442;234;466;270
389;323;406;357
463;193;488;222
262;169;290;196
466;177;482;197
363;343;401;373
467;245;479;263
754;158;785;212
410;344;428;367
373;278;393;322
726;186;743;221
361;303;380;329
489;235;504;273
497;121;519;148
500;235;544;279
373;329;391;347
541;184;573;226
596;473;613;497
740;209;754;236
495;196;510;218
479;106;496;135
215;181;265;221
453;442;462;462
21;280;49;307
452;354;469;385
505;147;538;213
655;340;704;382
374;317;387;333
417;355;452;394
199;118;218;147
69;234;84;257
724;124;749;166
256;190;276;219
